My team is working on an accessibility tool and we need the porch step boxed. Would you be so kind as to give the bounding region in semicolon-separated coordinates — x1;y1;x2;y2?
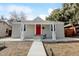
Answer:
34;36;41;39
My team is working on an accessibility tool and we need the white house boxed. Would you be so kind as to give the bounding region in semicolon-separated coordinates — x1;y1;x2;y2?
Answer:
12;17;64;40
0;20;12;37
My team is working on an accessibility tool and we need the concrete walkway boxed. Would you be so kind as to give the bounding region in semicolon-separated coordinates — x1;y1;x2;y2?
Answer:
27;41;46;56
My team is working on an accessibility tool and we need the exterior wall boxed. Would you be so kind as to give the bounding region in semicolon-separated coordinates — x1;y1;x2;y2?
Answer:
11;21;64;40
0;22;11;37
24;24;35;39
12;23;21;38
42;24;52;39
12;24;35;39
55;23;64;39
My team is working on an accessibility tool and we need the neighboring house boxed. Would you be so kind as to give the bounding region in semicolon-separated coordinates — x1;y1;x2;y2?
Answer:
12;17;64;40
64;24;76;37
0;20;12;38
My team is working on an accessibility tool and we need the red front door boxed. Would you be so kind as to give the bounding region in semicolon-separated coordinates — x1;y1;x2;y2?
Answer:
36;24;41;35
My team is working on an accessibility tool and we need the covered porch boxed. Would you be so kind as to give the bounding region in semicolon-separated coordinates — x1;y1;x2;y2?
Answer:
21;22;56;41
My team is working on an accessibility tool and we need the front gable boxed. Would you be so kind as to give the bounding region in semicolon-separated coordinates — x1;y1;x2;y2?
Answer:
33;17;44;21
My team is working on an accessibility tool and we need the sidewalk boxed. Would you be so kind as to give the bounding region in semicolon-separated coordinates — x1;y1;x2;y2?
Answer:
0;38;22;41
27;41;46;56
0;37;33;41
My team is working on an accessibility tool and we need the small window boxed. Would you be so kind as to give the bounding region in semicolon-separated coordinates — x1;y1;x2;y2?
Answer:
54;25;55;31
51;25;53;31
24;25;26;31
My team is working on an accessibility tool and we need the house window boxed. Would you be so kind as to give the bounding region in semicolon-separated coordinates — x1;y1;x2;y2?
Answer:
51;25;55;31
24;25;26;31
51;25;53;31
54;25;55;31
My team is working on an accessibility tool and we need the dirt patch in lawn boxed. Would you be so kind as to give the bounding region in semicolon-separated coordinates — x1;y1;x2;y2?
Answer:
0;41;33;56
43;42;79;56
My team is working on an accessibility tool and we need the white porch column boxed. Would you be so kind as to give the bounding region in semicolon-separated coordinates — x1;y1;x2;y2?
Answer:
34;24;36;35
52;24;56;40
21;23;24;40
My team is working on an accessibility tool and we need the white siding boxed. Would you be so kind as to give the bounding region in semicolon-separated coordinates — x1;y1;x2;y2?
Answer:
55;23;64;39
12;24;21;38
42;25;52;39
24;24;35;39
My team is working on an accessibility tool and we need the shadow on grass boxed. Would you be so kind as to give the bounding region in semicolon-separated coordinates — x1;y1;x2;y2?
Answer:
42;42;55;56
0;46;7;51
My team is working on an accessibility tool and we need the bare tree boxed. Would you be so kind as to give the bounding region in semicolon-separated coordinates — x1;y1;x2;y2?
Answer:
10;11;18;21
20;11;26;21
0;16;5;20
10;11;26;22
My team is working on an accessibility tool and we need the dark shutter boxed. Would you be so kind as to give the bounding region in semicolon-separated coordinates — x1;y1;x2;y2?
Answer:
24;25;26;31
54;25;55;31
51;25;53;31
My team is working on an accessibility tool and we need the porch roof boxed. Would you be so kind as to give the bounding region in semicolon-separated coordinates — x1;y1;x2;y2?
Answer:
12;21;64;24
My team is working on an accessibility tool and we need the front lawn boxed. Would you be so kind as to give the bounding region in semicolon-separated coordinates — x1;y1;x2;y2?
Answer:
0;41;32;56
43;42;79;56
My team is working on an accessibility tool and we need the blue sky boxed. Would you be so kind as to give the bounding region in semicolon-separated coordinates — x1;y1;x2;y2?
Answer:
0;3;63;20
